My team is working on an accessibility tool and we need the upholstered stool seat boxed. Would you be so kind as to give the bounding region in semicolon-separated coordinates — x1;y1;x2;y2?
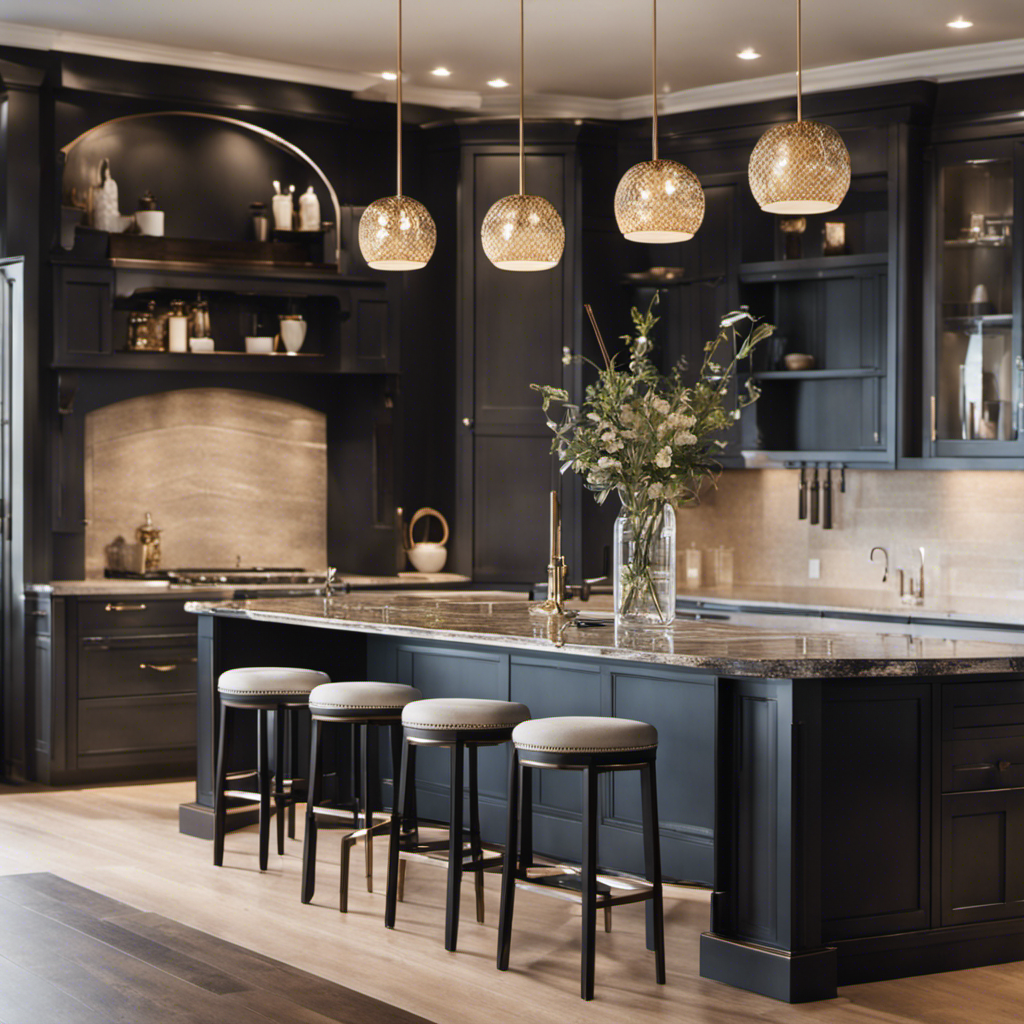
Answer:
218;666;329;701
402;697;532;734
386;697;532;952
512;716;658;755
498;715;665;1001
214;667;330;872
302;681;422;911
309;681;423;717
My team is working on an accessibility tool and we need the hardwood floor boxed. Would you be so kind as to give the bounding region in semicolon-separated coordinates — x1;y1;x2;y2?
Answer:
0;779;1021;1023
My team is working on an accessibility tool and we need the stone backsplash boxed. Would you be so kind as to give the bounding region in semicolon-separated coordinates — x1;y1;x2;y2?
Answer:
676;469;1024;601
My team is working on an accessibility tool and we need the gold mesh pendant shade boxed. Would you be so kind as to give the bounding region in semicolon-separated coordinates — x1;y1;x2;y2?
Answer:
614;158;704;242
748;120;850;214
359;196;436;270
614;0;704;244
480;0;565;272
748;0;850;215
357;0;436;271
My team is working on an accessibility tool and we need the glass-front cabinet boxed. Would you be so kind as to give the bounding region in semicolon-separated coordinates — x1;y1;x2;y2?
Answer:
927;140;1022;457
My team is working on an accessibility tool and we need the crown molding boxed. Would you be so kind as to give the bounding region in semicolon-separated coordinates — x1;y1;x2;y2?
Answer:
0;19;377;93
2;19;1023;122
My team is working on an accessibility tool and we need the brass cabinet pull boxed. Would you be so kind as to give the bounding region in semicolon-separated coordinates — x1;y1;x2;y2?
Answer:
930;395;937;443
105;602;147;612
140;662;178;672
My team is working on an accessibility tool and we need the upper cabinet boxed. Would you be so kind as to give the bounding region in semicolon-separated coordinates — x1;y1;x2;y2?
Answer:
923;139;1022;459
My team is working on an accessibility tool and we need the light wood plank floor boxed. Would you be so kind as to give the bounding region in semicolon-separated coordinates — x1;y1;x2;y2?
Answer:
1;779;1022;1023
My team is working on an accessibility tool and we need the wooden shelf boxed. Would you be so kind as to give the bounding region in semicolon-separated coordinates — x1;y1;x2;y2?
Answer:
50;351;333;373
738;252;888;281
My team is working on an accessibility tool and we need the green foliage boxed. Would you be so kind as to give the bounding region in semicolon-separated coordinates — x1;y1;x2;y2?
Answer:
532;296;774;517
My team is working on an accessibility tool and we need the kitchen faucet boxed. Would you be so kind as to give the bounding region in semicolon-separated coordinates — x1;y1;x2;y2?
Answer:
896;547;925;605
869;546;888;583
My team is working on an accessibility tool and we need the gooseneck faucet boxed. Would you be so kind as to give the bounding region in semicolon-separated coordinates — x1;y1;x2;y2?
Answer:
869;546;888;583
531;491;577;618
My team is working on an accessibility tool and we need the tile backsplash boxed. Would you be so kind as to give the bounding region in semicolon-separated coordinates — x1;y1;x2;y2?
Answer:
676;469;1024;601
84;388;326;575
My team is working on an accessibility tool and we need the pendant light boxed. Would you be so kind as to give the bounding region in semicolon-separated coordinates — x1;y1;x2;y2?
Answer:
748;0;850;214
358;0;436;270
614;0;704;243
480;0;565;272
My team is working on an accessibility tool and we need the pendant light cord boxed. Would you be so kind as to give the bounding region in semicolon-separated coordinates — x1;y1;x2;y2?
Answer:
396;0;403;196
651;0;658;161
518;0;525;195
796;0;802;122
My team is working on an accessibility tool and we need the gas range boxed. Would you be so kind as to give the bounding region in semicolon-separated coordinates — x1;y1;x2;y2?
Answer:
105;567;325;588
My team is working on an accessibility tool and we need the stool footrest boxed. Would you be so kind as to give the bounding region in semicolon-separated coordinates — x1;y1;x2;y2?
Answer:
514;868;657;907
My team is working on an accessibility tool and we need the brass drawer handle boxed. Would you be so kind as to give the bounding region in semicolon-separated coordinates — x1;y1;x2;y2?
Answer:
140;662;178;672
105;602;147;612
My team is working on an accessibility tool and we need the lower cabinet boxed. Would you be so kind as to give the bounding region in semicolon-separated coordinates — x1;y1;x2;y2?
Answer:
29;592;198;784
367;637;716;885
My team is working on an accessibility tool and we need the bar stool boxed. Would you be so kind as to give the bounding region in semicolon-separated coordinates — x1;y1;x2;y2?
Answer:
301;681;422;911
213;667;330;871
496;716;665;1001
385;697;531;952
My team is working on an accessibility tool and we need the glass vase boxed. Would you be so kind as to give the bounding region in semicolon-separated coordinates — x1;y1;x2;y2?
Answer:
613;502;676;627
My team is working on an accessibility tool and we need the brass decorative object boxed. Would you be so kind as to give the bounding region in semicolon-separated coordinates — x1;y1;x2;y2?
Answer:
480;0;565;272
748;0;850;214
614;0;704;242
530;491;577;619
358;0;436;271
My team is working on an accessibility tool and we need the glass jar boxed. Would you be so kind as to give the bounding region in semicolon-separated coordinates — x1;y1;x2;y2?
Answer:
613;502;676;628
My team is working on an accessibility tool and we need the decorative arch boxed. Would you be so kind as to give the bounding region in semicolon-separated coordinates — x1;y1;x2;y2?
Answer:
61;111;343;268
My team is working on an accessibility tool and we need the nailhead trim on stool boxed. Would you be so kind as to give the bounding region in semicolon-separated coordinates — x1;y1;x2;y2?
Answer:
309;681;423;714
218;666;330;698
512;716;657;754
401;697;531;731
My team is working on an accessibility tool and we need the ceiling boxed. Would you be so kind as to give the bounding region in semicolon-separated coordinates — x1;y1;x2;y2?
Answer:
2;1;1023;115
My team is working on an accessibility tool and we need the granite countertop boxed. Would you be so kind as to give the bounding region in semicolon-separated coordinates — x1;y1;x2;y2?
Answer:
186;594;1024;679
27;572;471;597
678;584;1024;627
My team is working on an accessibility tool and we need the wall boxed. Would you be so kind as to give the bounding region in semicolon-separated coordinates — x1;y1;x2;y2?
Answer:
675;469;1024;601
84;388;326;575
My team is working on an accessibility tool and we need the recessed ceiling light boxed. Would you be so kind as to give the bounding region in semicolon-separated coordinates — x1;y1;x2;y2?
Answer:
431;66;451;77
947;16;973;28
381;71;398;80
488;77;510;88
737;47;761;60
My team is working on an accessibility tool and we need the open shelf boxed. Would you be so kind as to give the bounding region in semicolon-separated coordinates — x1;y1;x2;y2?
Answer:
745;368;884;381
739;253;888;281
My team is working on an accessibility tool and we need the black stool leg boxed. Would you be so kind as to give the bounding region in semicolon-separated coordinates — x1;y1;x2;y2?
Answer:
274;707;286;856
288;707;300;840
301;717;323;903
385;735;410;929
519;763;534;871
641;761;666;984
468;745;485;923
404;743;419;847
445;738;465;952
496;746;520;971
257;709;271;871
361;722;374;890
581;765;599;1001
213;703;229;866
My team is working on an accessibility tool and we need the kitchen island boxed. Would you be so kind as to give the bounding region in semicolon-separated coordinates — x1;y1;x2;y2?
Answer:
187;593;1024;1002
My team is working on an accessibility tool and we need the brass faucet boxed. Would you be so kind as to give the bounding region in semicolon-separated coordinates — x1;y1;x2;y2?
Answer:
898;547;925;605
869;546;888;582
531;491;576;618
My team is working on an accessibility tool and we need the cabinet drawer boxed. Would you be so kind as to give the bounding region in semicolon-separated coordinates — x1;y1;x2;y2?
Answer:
78;597;195;632
944;736;1024;792
79;637;197;698
943;681;1024;740
78;694;195;758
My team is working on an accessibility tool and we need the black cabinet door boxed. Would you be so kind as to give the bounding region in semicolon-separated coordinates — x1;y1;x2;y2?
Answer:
457;146;575;582
941;788;1024;926
53;265;113;360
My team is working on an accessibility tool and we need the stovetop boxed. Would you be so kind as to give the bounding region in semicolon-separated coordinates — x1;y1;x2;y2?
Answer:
105;567;325;586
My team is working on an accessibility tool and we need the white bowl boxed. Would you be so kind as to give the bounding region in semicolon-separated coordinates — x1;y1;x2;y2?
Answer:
189;337;215;353
245;336;275;354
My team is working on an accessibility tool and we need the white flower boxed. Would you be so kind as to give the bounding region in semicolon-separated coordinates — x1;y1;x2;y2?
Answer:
597;456;621;471
674;429;697;447
648;482;665;499
620;428;637;439
654;446;672;469
650;396;670;415
601;430;624;452
668;411;696;429
562;350;573;365
587;412;602;422
620;406;636;425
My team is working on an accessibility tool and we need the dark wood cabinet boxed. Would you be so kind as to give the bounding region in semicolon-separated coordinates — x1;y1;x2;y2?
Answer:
30;592;198;784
